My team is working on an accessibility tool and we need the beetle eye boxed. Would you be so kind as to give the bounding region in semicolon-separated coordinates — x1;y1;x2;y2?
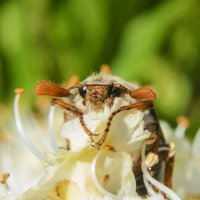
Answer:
108;86;122;97
79;86;87;98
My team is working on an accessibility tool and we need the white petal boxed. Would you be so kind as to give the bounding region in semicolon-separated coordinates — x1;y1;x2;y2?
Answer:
61;118;90;152
192;128;200;159
70;161;99;195
91;151;137;197
147;194;165;200
107;110;150;153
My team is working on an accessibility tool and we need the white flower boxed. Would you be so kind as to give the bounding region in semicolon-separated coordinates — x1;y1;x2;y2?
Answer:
160;117;200;199
0;89;181;200
62;98;150;155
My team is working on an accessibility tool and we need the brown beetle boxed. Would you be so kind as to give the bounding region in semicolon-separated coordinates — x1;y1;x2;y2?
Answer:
35;68;174;197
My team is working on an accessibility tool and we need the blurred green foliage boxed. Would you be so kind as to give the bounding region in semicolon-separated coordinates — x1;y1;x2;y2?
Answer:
0;0;200;136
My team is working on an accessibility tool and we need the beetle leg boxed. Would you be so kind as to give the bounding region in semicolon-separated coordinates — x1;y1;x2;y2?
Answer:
93;101;154;148
164;155;174;188
164;143;175;188
51;98;98;139
154;142;175;188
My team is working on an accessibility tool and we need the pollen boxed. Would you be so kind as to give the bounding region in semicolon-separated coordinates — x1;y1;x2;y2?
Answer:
103;174;110;186
0;173;10;184
15;88;25;95
103;145;116;152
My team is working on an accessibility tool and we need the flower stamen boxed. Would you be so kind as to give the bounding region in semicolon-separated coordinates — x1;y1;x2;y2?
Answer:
0;173;11;195
141;139;181;200
14;89;45;161
48;106;60;153
175;115;190;138
0;173;10;184
101;64;111;74
91;151;116;197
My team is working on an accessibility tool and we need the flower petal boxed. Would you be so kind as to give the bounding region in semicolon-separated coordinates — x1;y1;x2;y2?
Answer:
91;150;137;197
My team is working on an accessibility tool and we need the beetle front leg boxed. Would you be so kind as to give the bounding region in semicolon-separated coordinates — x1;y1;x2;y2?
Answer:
52;98;98;140
93;101;154;148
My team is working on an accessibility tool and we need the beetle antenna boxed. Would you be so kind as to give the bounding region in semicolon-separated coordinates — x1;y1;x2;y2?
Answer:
35;81;70;97
130;87;157;101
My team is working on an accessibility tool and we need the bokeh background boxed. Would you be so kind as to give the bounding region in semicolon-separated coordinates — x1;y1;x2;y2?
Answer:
0;0;200;137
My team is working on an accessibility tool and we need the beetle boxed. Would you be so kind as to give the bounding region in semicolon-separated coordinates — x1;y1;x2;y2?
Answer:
35;68;174;197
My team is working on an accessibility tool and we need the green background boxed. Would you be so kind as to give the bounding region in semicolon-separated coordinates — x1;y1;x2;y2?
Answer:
0;0;200;137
